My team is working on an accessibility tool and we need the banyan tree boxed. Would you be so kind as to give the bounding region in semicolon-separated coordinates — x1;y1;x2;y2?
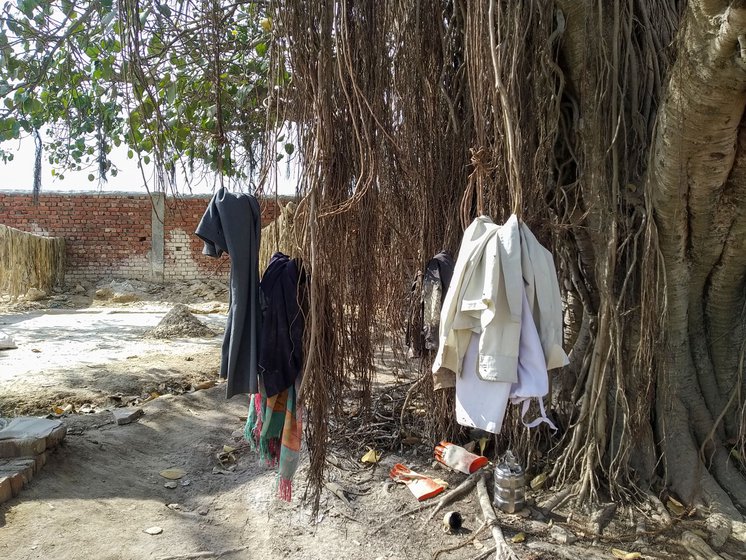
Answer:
2;0;745;523
269;0;746;521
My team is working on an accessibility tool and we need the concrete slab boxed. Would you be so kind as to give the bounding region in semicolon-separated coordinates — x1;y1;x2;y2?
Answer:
0;417;65;458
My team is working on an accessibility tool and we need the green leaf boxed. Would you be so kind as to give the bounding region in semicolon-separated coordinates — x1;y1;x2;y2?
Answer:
284;142;294;155
87;173;95;182
255;42;268;57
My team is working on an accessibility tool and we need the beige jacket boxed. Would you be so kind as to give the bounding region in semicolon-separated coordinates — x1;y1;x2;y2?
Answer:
432;215;568;389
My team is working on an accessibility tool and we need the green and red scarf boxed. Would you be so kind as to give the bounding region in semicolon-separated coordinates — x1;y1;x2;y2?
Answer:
245;383;302;501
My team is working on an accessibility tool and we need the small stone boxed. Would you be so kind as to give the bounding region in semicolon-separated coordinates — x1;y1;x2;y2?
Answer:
180;479;191;487
197;507;209;516
549;525;577;544
112;407;144;426
143;526;163;535
94;288;114;300
160;468;187;480
164;481;178;489
112;292;139;303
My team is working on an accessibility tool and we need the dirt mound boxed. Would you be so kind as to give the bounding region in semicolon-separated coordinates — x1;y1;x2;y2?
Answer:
144;304;216;339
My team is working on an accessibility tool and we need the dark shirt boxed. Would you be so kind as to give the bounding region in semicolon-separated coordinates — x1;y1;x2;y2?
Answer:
195;188;262;398
422;250;455;350
259;252;306;397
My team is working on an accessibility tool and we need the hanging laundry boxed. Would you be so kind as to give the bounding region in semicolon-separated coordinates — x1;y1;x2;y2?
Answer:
259;252;307;397
244;251;308;501
195;188;262;398
432;216;521;389
405;250;455;358
433;215;568;434
422;251;455;351
456;289;557;433
245;382;302;501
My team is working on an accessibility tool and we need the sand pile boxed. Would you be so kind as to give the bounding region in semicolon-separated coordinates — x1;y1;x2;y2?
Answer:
145;304;216;339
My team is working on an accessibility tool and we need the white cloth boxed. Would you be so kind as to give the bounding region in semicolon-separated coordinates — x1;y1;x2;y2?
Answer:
456;332;511;432
456;289;555;434
433;216;522;387
518;221;568;370
510;289;556;431
433;215;568;389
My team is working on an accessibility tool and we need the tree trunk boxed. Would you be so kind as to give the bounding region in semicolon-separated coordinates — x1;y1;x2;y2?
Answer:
649;0;746;518
554;0;746;517
272;0;746;519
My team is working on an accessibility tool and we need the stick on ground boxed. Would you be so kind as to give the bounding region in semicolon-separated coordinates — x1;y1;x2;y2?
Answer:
426;469;484;523
475;476;518;560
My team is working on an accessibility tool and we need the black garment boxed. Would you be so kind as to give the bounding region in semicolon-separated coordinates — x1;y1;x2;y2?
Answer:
422;250;454;350
259;252;306;397
405;250;455;356
421;250;455;351
195;188;261;398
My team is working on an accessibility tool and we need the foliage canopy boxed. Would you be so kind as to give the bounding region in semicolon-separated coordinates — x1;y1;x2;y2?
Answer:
0;0;285;189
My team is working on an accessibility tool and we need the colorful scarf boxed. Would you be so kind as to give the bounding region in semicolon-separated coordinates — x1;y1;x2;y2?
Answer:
245;383;302;501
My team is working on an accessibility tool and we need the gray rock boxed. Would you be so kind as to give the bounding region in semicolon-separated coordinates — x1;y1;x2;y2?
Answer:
113;407;144;425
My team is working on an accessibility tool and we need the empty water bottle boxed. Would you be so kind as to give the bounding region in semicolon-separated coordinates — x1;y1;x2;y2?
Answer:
493;450;525;514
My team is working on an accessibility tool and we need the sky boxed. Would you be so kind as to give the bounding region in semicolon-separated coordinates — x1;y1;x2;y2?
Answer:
0;135;298;196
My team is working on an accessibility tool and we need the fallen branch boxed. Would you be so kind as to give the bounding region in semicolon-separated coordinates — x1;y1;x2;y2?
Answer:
426;470;485;523
475;476;518;560
156;546;249;560
539;486;574;515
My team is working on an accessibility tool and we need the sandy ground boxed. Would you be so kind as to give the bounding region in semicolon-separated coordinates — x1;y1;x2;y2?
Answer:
0;382;528;560
1;287;742;560
0;304;225;416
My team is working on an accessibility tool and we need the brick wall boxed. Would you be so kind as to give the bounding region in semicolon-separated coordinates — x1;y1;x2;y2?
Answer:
0;192;285;284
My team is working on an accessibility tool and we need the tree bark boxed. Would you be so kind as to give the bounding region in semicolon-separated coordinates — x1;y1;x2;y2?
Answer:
647;0;746;518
